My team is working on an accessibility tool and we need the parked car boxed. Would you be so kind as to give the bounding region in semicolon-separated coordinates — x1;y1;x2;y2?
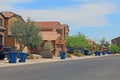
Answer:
0;44;5;60
0;45;11;60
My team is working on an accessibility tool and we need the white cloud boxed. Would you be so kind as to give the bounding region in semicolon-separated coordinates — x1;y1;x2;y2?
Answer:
0;0;35;4
17;2;117;27
0;0;36;11
0;0;118;28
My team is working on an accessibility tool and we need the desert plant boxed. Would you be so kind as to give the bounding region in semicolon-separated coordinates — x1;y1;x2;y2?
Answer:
26;54;34;59
73;50;84;57
40;41;53;58
40;51;53;58
66;53;72;58
44;41;53;53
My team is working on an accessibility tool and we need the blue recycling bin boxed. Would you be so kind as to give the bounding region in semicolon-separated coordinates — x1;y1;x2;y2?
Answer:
95;51;98;56
108;51;112;55
95;51;101;56
97;51;101;56
102;51;106;55
19;52;26;62
95;51;97;56
60;51;66;59
9;52;18;63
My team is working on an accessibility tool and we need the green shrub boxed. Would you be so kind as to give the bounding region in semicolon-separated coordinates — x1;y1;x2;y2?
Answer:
109;44;120;54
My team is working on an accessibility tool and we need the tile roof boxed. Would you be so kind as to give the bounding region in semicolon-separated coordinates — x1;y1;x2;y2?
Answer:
35;21;60;29
0;12;15;18
40;31;60;40
56;24;69;32
112;36;120;40
0;11;25;22
63;24;69;31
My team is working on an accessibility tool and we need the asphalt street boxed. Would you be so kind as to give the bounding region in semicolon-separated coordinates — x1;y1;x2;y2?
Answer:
0;55;120;80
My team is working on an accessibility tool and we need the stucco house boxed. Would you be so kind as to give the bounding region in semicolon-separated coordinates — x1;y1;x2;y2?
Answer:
35;21;69;56
0;11;28;52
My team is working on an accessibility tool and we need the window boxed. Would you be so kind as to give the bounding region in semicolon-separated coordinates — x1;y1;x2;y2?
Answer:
14;21;19;26
0;35;2;45
0;19;2;26
113;40;118;45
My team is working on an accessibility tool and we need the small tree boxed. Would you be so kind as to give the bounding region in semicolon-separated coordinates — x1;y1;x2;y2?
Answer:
10;18;42;52
65;32;88;49
44;41;53;53
41;41;53;58
99;38;110;49
109;44;120;54
23;19;42;52
65;32;89;54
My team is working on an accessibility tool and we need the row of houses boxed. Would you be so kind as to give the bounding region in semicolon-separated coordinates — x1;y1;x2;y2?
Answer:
0;11;69;56
1;11;119;56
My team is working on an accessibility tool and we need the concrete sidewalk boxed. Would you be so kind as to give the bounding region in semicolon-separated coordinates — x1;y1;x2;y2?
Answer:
0;54;111;67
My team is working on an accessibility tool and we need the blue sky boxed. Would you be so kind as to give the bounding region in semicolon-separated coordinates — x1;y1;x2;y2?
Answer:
0;0;120;42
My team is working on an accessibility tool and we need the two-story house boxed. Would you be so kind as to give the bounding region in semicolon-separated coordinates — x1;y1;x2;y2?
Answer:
56;24;69;38
35;21;69;56
0;11;28;51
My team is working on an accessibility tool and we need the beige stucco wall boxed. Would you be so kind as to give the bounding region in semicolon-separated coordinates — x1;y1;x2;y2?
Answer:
4;15;26;47
7;17;19;35
0;15;4;27
15;42;28;53
0;13;28;52
0;15;5;45
15;43;28;53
